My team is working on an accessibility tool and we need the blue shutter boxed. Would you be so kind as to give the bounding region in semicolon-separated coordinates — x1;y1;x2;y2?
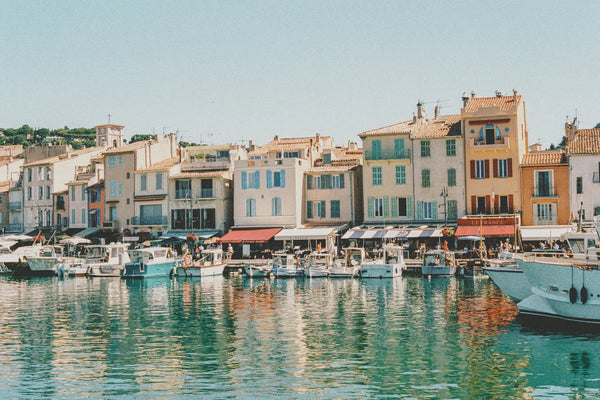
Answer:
254;171;260;189
416;200;422;220
391;196;398;217
266;170;272;188
432;200;438;220
339;174;345;188
367;197;373;218
383;197;389;218
407;196;413;218
280;170;285;188
307;201;313;219
307;175;312;190
478;128;484;141
321;201;326;218
241;171;247;189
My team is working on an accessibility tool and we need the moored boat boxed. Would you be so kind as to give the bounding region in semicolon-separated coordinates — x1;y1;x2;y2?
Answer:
304;251;334;278
86;243;131;277
26;245;82;277
483;252;531;302
3;245;43;275
271;252;303;278
176;248;225;277
330;247;364;278
122;247;176;279
243;261;272;278
360;243;404;278
421;249;457;277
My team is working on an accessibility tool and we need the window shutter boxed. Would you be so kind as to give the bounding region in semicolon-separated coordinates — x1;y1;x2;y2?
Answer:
416;201;423;220
254;171;260;189
407;196;413;218
391;196;398;217
307;175;312;190
266;170;272;188
280;170;285;188
307;201;313;219
383;197;389;218
432;200;438;220
321;201;326;218
508;194;514;212
339;174;345;188
507;158;513;177
320;175;326;189
485;160;490;179
367;197;373;218
470;160;476;179
493;159;498;178
485;195;491;214
241;171;247;189
494;195;499;214
471;196;477;214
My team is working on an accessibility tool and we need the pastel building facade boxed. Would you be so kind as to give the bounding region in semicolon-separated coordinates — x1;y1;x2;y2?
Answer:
566;126;600;221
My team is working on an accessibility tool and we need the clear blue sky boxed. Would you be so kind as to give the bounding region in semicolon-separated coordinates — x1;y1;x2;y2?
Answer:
2;1;599;148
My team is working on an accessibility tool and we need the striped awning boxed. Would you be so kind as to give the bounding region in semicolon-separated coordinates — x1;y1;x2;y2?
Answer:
342;228;443;240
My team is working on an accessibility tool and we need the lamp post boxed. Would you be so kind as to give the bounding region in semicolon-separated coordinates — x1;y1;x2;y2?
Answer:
440;186;448;228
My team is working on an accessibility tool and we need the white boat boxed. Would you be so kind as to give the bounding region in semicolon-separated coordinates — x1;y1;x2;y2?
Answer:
176;248;225;277
86;243;131;277
422;249;457;277
1;245;43;274
483;252;531;302
330;247;364;278
123;247;177;278
27;245;82;277
271;252;303;278
360;244;404;278
304;252;334;278
243;261;272;278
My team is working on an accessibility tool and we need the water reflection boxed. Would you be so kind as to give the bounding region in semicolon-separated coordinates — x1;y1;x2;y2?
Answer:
0;275;599;398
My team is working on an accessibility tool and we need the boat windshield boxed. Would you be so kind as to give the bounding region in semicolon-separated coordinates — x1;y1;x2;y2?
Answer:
568;239;585;254
424;253;441;265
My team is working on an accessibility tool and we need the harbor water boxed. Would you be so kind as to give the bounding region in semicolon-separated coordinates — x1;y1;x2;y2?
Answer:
0;274;599;399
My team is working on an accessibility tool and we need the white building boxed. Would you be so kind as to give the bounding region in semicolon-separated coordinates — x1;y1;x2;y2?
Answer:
566;124;600;221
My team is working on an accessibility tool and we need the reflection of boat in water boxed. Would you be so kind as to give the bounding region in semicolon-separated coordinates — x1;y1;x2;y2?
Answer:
330;247;364;278
123;247;177;279
360;244;404;278
483;252;531;302
421;249;456;277
176;248;225;277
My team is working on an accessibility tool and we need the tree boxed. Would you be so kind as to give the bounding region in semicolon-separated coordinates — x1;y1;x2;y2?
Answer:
595;122;600;129
130;134;155;143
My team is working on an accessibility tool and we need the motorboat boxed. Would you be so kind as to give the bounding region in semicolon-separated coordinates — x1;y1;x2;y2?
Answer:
243;261;272;278
483;252;531;302
86;243;131;277
0;245;43;274
330;247;364;278
421;249;457;277
122;247;177;278
176;248;225;277
271;252;303;278
360;243;404;278
26;245;82;277
304;251;334;278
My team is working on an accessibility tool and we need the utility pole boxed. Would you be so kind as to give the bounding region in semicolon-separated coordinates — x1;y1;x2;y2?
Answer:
440;186;448;227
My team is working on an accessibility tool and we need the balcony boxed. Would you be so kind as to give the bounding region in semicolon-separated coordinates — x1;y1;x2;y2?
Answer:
103;220;120;230
131;216;168;226
594;172;600;183
55;201;65;211
364;148;411;161
7;201;22;211
532;186;557;198
175;189;192;199
5;223;23;232
197;188;214;199
468;136;511;152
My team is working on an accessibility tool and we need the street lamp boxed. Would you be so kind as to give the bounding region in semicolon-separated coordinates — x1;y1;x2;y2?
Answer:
440;186;448;228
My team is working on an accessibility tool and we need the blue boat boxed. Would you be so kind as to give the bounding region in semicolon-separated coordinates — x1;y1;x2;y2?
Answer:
122;247;176;279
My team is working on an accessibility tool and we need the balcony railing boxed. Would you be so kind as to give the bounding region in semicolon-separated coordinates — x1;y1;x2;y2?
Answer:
197;188;214;198
131;216;168;226
532;186;557;198
5;223;22;232
364;148;411;161
175;189;192;199
55;201;65;211
7;201;21;211
469;137;510;151
593;172;600;183
103;220;120;230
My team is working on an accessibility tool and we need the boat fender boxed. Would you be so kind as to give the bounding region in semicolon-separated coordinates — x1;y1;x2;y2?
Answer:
581;286;588;304
569;286;578;304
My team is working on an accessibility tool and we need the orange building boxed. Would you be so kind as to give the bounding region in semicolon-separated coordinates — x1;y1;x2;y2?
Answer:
520;150;569;225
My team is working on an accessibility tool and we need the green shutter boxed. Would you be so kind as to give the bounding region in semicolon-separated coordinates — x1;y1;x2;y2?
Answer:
391;196;398;217
383;197;389;218
307;201;313;219
339;174;345;188
407;196;413;218
416;200;422;220
321;201;326;218
307;175;312;190
367;197;373;218
432;200;438;220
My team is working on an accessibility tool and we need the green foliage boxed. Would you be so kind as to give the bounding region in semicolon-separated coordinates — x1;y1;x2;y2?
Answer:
179;141;199;147
595;122;600;129
130;134;156;143
0;125;95;147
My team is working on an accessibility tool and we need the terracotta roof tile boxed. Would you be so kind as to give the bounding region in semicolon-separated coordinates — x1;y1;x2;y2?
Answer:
307;165;358;172
359;120;413;138
462;95;522;113
103;141;150;155
136;158;179;172
360;114;460;139
567;129;600;154
521;150;566;166
248;135;333;156
170;170;230;179
23;147;101;167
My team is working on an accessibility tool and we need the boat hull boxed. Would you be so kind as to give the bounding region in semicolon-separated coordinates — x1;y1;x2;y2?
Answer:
484;266;530;302
422;265;456;277
88;263;123;277
122;261;175;279
272;266;304;278
243;265;270;278
329;266;358;278
176;263;225;278
360;263;403;278
304;267;329;278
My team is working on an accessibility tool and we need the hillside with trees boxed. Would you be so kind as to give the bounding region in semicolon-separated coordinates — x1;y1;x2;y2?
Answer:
0;125;96;149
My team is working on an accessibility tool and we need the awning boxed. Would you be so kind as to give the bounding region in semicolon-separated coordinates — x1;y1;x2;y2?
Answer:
60;237;91;245
519;225;576;241
62;228;85;236
74;227;102;238
342;228;442;240
161;230;219;240
275;228;336;241
218;228;282;243
455;225;516;238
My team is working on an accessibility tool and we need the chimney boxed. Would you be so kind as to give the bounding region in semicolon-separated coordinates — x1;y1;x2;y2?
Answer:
416;100;426;120
461;92;469;107
513;89;518;100
274;135;279;141
434;105;439;119
565;116;578;142
412;113;417;124
471;91;476;98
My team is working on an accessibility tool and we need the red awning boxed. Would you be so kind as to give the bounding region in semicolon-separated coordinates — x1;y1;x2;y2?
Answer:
217;228;282;243
455;225;516;238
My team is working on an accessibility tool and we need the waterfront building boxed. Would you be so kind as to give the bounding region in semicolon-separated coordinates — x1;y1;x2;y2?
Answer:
87;181;104;228
565;123;600;221
0;181;9;233
65;161;102;233
22;147;103;234
0;151;26;233
520;148;570;226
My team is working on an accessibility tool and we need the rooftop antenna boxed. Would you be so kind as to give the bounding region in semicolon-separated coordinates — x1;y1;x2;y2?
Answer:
107;113;111;123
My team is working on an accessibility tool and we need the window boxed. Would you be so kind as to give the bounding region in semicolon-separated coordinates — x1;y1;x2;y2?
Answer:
118;155;122;165
27;187;32;200
499;196;509;213
127;172;130;179
421;141;430;157
109;156;115;168
46;210;51;227
447;168;456;186
246;198;256;217
141;174;147;191
71;186;76;201
46;186;50;199
81;209;86;225
423;202;433;219
371;140;381;159
109;206;117;221
331;200;340;218
485;124;495;144
110;180;116;196
38;187;43;200
268;170;285;188
271;197;282;216
374;198;384;217
307;201;313;218
537;203;553;221
156;173;163;190
422;169;430;187
118;182;122;196
81;186;86;201
577;176;583;194
320;174;332;189
71;209;76;224
536;171;552;197
45;167;51;180
244;171;260;189
372;167;382;185
284;151;300;158
476;160;486;179
448;200;458;220
446;139;456;156
396;197;407;217
216;150;230;158
331;175;340;189
316;200;326;218
477;197;486;214
395;138;405;158
307;175;313;190
396;166;406;185
323;153;331;164
498;159;508;178
27;168;32;182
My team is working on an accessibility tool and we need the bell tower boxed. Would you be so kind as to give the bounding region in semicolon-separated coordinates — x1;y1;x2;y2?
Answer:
95;116;125;148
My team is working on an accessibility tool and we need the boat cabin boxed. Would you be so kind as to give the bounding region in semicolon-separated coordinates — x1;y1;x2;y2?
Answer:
342;247;366;267
561;231;599;260
272;252;297;268
129;247;174;264
306;252;334;268
85;244;130;263
200;248;224;266
423;249;455;267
